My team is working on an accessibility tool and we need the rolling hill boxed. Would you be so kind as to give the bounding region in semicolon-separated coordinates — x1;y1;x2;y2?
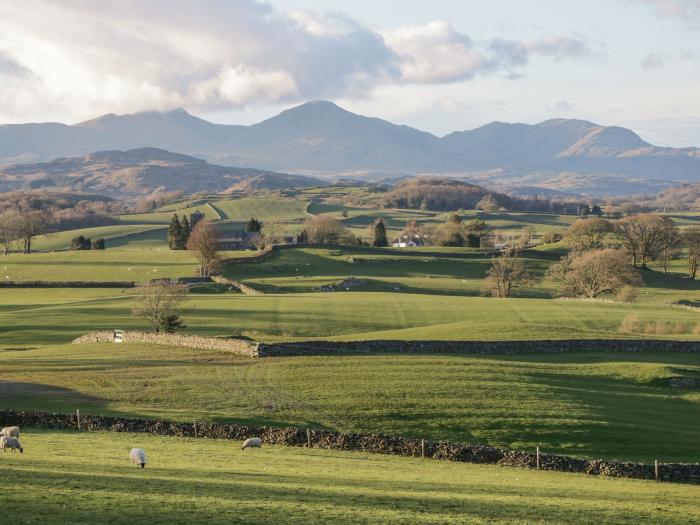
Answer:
1;101;699;195
0;147;322;196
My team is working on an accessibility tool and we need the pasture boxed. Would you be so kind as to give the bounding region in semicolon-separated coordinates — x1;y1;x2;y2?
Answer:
1;430;697;524
1;344;698;462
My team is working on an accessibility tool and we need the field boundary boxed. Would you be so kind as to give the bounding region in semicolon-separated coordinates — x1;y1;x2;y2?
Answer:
0;281;135;288
1;409;697;484
73;331;700;357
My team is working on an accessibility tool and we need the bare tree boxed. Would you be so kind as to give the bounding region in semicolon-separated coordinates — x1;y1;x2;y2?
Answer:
261;221;285;248
132;281;187;333
565;217;614;253
659;216;680;274
547;248;641;298
303;215;356;244
482;248;530;298
186;219;221;277
0;209;23;255
617;214;675;269
682;228;700;280
18;210;48;254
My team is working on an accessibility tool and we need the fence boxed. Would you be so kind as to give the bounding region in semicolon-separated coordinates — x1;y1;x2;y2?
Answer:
1;409;697;484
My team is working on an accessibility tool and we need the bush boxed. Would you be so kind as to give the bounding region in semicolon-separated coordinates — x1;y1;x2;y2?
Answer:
616;286;637;303
618;313;640;333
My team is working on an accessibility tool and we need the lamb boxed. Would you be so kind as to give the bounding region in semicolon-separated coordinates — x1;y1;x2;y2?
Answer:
241;437;262;450
129;448;146;468
0;436;23;453
0;426;19;438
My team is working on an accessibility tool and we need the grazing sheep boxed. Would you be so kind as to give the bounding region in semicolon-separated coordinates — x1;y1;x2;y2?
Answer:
129;448;146;468
0;426;19;438
241;437;262;450
0;436;23;453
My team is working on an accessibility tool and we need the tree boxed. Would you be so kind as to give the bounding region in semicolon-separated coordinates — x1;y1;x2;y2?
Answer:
18;210;47;254
658;216;680;274
476;194;500;213
591;205;603;217
682;228;700;280
70;235;92;250
168;214;183;250
92;238;106;250
132;281;187;333
261;221;285;249
246;218;262;232
0;209;23;255
372;218;388;247
565;218;614;253
179;215;191;248
302;215;355;245
186;219;221;277
547;249;641;298
578;204;591;217
482;248;530;298
617;214;677;269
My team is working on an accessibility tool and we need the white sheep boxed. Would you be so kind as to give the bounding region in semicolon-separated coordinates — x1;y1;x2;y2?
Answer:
0;426;19;438
129;448;146;468
241;437;262;450
0;436;23;453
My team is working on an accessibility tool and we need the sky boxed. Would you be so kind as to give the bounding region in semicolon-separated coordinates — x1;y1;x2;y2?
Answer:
0;0;699;146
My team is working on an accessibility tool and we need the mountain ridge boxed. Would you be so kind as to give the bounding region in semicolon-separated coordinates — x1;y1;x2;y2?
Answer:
1;101;698;196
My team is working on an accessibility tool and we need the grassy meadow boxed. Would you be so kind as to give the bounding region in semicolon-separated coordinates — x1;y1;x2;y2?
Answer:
3;430;697;525
1;344;699;462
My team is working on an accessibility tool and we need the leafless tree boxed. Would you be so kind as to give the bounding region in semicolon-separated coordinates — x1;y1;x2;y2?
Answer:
482;248;531;298
565;217;614;253
547;248;641;298
682;228;700;280
132;281;187;333
18;210;48;254
186;219;221;277
303;215;356;244
617;214;676;269
0;209;23;255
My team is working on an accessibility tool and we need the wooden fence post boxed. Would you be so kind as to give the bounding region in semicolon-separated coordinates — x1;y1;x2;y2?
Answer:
421;439;425;459
194;421;198;439
536;446;541;470
76;409;81;431
307;428;311;448
655;460;659;482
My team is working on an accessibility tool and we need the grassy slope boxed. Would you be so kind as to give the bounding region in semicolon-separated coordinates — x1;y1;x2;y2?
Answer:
4;430;697;525
211;197;310;221
1;344;698;462
4;287;700;345
32;224;166;251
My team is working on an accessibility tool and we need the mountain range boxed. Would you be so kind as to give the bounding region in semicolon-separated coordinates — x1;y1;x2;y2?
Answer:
0;148;322;197
1;100;699;196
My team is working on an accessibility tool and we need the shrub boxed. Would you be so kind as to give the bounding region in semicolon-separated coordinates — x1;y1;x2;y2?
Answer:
618;313;640;333
616;286;637;303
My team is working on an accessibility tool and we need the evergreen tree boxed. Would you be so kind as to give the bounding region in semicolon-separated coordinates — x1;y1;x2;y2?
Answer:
92;238;106;250
168;214;182;250
591;204;603;217
246;218;262;232
373;218;388;247
179;216;191;249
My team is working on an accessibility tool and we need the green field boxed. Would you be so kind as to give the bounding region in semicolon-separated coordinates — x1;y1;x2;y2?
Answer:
210;197;310;221
1;344;698;462
3;430;696;525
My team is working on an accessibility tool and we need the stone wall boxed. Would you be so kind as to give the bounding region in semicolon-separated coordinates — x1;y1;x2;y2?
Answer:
0;280;135;288
72;330;258;357
257;339;700;357
1;409;697;484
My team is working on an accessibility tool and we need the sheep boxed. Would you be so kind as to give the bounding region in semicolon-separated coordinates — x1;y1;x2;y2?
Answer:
0;436;23;453
241;437;262;450
129;448;146;468
0;426;19;438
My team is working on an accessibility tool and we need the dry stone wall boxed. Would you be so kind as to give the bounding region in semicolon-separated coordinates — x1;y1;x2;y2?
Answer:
72;331;258;357
1;409;697;484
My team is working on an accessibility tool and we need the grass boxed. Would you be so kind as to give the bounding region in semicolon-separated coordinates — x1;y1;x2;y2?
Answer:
3;430;697;525
32;224;166;251
1;344;698;462
210;197;310;221
4;287;700;345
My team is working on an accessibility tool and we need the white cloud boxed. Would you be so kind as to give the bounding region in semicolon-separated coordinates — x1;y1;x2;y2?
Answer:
0;1;596;122
547;100;580;114
641;52;669;69
634;0;700;30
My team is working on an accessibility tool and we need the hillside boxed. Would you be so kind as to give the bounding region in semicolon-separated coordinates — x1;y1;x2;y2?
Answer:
0;147;322;197
1;101;699;196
